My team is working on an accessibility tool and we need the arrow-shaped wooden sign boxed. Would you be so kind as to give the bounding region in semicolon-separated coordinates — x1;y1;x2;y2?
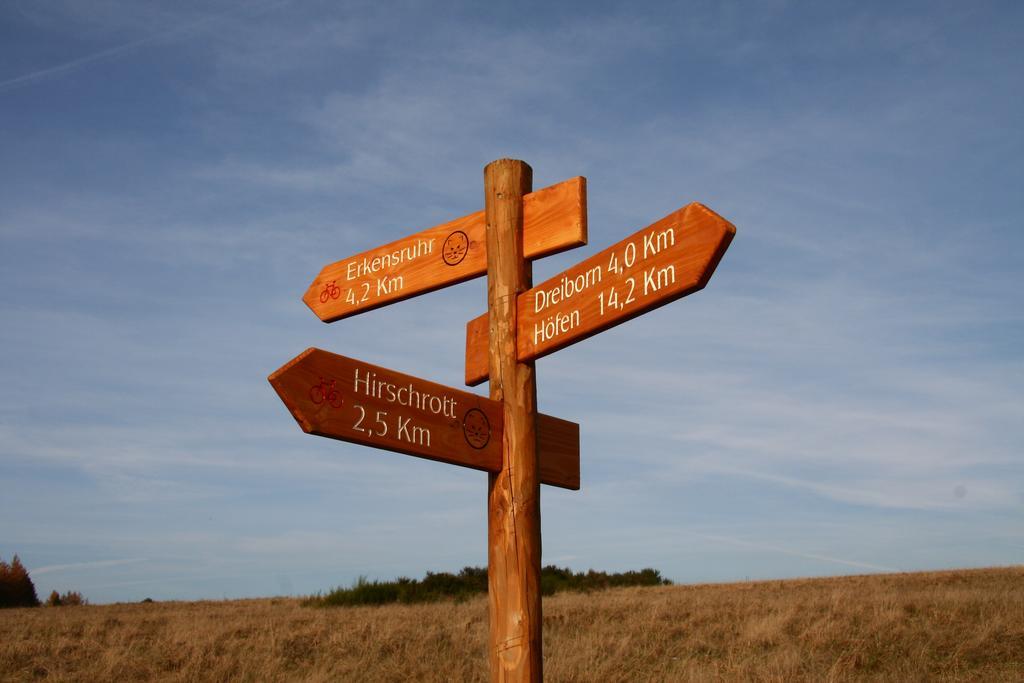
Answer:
305;177;586;322
269;348;580;489
464;202;735;385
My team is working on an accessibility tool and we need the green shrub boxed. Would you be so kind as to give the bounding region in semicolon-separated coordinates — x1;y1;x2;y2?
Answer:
306;565;670;608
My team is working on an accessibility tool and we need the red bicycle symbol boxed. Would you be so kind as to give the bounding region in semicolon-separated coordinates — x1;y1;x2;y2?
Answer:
319;281;341;303
309;377;343;408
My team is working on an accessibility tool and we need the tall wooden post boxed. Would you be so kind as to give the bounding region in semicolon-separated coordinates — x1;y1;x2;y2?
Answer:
485;158;543;682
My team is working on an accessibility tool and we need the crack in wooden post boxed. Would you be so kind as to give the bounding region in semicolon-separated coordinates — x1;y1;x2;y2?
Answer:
485;159;543;682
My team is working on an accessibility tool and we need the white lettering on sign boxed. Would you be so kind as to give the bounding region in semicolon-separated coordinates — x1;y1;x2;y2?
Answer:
643;264;676;295
345;239;435;281
533;309;580;345
526;224;680;347
642;226;675;258
338;238;434;309
349;366;457;445
376;274;404;296
350;403;431;444
397;415;431;446
352;367;459;419
534;265;603;314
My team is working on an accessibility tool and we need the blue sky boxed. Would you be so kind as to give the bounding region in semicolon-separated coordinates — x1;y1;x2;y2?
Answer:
1;1;1021;604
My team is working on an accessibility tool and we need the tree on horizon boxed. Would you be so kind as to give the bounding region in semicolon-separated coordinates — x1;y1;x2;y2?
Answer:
0;554;41;608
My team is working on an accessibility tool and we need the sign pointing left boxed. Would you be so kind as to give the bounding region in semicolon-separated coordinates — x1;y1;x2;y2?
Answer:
268;348;581;489
305;176;586;322
270;348;503;472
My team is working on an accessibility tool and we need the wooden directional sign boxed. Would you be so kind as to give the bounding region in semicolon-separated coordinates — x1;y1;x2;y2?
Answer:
269;347;580;489
464;202;735;386
305;177;586;322
534;413;581;491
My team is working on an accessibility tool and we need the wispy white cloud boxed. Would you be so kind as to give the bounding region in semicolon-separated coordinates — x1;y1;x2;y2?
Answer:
191;12;667;198
0;2;288;94
691;532;900;573
31;557;148;575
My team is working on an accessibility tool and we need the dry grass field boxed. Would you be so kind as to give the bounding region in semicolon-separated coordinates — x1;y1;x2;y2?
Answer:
1;566;1021;682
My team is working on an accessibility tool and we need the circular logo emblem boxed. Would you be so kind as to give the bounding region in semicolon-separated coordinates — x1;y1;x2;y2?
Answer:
442;230;469;266
462;408;491;449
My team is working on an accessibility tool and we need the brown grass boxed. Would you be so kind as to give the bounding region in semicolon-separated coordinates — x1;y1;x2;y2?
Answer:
1;566;1021;682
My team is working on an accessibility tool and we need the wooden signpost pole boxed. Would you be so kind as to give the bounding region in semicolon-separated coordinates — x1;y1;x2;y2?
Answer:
270;154;735;681
484;159;543;681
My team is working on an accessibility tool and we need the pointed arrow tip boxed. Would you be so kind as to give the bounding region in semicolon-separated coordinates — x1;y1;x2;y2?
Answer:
268;347;318;384
268;348;320;435
689;202;737;236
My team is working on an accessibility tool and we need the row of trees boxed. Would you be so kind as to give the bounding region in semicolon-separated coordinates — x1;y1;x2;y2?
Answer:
1;555;86;608
46;590;86;606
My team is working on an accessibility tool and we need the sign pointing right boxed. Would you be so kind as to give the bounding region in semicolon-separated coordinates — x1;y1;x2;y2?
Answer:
465;202;735;386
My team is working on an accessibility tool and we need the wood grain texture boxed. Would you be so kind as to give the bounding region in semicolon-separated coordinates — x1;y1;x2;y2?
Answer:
268;348;503;472
268;348;579;489
465;202;736;386
304;177;586;323
484;159;543;682
536;413;579;491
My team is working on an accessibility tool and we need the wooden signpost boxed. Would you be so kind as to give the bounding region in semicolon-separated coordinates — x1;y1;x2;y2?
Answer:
269;159;735;682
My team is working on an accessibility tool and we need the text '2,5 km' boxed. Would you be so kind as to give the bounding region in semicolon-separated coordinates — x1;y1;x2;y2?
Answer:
270;348;580;490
